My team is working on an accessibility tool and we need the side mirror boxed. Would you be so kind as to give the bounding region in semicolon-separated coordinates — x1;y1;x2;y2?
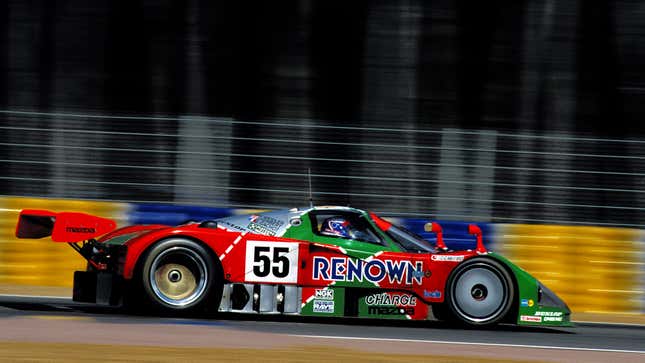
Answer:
467;224;481;235
424;222;441;233
425;222;447;250
468;224;487;254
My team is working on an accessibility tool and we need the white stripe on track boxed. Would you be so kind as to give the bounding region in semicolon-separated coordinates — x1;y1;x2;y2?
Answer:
577;321;645;327
289;334;645;354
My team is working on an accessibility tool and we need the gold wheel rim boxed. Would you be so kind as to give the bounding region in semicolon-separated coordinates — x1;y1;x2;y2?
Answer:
154;263;197;301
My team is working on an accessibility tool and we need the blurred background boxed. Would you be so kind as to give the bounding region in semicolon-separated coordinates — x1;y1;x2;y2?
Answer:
0;1;644;316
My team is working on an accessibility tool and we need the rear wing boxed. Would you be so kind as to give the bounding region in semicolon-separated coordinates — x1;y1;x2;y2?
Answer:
16;209;117;243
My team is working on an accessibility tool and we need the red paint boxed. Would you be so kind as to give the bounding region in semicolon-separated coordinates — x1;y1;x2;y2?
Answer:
429;222;448;250
115;221;480;309
98;224;167;243
369;212;392;231
16;209;116;243
468;224;487;254
16;208;488;320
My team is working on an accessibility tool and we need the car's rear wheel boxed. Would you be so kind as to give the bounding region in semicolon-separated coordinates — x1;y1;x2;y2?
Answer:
139;238;222;316
444;257;514;327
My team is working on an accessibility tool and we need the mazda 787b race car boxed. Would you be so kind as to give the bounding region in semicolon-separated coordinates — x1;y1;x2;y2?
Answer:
15;206;570;327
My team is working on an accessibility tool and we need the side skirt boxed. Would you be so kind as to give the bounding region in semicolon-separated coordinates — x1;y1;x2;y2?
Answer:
218;283;302;314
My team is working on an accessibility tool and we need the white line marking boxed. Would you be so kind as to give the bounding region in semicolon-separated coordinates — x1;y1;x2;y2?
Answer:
225;244;234;254
578;321;645;327
289;334;645;354
302;295;315;308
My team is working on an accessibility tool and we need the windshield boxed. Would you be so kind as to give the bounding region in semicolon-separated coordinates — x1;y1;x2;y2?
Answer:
384;224;436;253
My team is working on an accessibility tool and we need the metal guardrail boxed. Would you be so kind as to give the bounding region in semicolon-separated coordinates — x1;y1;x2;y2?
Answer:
1;109;644;227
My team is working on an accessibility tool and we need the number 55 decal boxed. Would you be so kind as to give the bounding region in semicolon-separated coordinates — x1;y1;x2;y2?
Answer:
245;241;299;283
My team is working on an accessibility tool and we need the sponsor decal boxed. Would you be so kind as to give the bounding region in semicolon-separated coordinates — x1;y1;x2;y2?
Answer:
520;315;542;322
368;306;414;315
221;220;247;231
313;300;334;313
315;289;334;300
247;215;285;236
544;316;563;322
520;299;535;307
364;293;417;306
534;311;562;317
65;227;96;233
312;256;424;285
431;255;464;262
424;290;442;299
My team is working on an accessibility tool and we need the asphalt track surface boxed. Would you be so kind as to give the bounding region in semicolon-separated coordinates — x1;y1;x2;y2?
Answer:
1;295;644;362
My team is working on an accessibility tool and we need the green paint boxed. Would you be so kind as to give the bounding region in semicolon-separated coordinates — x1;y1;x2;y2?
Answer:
301;287;345;317
489;253;572;327
285;209;402;259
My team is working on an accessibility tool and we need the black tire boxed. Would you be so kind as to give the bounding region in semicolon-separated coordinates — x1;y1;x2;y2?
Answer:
431;303;453;322
444;257;514;327
137;238;222;316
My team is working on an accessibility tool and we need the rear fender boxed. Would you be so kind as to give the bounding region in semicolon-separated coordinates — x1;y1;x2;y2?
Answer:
119;228;239;280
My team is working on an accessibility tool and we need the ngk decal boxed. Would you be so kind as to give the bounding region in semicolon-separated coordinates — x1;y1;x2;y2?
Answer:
314;289;334;300
312;256;424;285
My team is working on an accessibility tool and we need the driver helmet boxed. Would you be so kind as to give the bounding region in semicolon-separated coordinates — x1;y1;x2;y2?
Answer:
320;217;351;238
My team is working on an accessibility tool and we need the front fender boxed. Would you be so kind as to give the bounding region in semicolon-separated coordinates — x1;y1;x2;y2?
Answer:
488;253;572;326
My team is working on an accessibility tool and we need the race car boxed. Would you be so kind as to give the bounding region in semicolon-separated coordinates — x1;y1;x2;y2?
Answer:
15;206;570;327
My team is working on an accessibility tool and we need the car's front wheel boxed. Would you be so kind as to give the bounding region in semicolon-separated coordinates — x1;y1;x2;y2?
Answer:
444;257;514;327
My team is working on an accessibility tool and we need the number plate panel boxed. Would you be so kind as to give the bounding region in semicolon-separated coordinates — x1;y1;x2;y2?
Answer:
245;241;299;283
